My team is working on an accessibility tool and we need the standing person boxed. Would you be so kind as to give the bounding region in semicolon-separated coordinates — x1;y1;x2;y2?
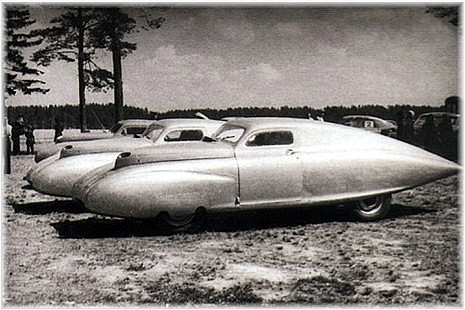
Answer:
53;117;63;142
437;114;454;160
403;110;415;144
421;114;437;152
3;117;12;174
396;111;405;141
11;116;25;155
25;125;35;155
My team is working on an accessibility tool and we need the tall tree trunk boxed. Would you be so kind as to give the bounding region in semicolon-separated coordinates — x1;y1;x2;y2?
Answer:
77;8;88;132
112;33;123;123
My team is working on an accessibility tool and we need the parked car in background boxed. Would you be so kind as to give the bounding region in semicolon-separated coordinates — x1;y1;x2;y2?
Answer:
413;112;459;160
35;119;155;162
55;119;153;143
413;112;459;136
72;117;458;232
341;115;397;137
26;118;225;197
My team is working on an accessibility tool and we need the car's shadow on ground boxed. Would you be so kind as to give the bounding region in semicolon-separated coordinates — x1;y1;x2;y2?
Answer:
51;203;436;239
21;184;34;190
11;199;89;215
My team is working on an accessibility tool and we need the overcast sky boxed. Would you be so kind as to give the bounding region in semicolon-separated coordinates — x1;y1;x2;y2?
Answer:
6;5;459;112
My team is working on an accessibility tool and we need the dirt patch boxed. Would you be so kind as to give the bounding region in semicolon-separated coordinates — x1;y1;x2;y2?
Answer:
2;148;461;306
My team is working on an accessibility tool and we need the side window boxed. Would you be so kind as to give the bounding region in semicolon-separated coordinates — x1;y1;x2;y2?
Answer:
246;131;293;147
352;119;364;128
126;127;147;135
164;129;204;142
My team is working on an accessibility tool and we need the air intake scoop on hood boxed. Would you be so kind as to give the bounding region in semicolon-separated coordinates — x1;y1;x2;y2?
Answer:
114;142;234;169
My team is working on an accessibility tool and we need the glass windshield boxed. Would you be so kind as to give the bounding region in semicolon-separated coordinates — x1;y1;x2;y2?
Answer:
109;122;123;133
143;124;164;141
211;124;245;144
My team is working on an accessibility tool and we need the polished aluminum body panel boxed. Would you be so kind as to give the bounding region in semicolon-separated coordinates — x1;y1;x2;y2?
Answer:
35;119;155;162
55;119;154;143
60;118;224;158
26;119;225;197
30;152;121;196
75;158;238;218
74;117;460;219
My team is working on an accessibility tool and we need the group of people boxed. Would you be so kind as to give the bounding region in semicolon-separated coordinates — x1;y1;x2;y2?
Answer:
397;109;457;160
3;116;64;175
417;113;457;160
7;116;36;155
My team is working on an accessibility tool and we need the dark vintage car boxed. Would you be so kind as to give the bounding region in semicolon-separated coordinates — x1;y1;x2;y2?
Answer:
413;112;459;152
413;112;459;135
70;117;458;231
413;112;459;131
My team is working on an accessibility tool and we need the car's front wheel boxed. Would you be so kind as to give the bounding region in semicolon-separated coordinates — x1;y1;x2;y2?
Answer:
157;208;206;233
352;194;391;221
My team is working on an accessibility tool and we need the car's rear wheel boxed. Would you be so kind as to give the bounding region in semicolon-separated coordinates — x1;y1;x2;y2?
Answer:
352;194;391;221
158;208;206;233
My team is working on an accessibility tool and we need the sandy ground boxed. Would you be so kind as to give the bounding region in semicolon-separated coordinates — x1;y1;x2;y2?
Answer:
2;138;462;306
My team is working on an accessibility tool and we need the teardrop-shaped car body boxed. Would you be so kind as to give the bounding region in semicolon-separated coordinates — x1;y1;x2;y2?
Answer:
73;117;460;221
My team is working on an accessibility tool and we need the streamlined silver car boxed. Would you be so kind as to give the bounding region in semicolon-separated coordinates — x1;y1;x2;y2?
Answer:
35;119;155;162
56;119;153;143
72;117;459;230
26;118;225;197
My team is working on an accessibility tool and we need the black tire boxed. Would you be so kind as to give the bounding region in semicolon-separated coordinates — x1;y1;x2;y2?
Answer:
158;208;206;233
352;194;391;221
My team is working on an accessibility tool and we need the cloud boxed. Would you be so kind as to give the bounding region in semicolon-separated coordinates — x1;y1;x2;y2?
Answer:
123;44;232;109
235;63;282;81
219;22;255;44
254;63;281;80
153;45;177;59
7;7;458;112
272;22;303;37
198;8;256;44
141;45;217;78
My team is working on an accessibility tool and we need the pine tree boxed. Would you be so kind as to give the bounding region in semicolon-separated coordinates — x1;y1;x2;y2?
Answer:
5;7;49;96
90;7;165;123
32;7;113;132
90;8;137;123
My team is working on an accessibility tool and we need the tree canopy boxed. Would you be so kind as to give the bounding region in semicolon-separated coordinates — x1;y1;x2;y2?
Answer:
4;7;49;97
32;8;114;92
426;6;459;27
90;8;138;122
32;7;115;131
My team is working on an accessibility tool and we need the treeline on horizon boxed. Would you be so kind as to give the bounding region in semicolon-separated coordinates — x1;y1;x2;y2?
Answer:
7;103;447;129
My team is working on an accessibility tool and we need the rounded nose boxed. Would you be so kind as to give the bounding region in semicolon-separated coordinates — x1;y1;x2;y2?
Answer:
30;162;78;196
26;152;61;184
30;153;120;197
